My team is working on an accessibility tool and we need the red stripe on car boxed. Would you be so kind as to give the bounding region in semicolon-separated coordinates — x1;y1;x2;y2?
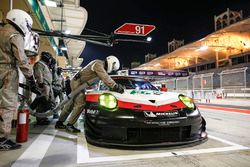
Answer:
118;100;186;112
86;94;186;112
86;94;99;102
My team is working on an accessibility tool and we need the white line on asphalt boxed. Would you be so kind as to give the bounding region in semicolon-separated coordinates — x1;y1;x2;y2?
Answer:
200;108;250;116
172;145;248;156
77;132;90;163
77;134;249;164
208;135;247;147
11;126;58;167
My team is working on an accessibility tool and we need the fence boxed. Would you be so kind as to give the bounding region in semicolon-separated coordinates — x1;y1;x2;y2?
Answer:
152;67;250;100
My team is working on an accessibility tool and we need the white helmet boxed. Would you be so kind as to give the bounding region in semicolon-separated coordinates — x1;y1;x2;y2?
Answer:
24;31;40;56
106;55;120;73
6;9;33;36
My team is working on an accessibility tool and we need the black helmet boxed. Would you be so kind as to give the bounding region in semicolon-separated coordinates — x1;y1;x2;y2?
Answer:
57;67;63;75
41;52;52;65
49;57;56;70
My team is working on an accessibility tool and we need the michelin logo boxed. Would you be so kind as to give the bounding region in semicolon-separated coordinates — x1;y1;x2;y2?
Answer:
144;111;179;118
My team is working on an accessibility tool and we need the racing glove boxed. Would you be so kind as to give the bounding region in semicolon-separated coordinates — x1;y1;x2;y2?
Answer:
27;76;41;95
38;83;45;89
111;84;124;94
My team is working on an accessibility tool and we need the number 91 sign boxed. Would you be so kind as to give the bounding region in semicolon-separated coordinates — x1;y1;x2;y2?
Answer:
114;23;156;36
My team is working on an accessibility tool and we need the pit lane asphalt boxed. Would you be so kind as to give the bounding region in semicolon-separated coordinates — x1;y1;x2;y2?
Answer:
1;106;250;167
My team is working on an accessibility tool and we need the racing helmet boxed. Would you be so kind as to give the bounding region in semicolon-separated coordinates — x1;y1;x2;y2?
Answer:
57;67;63;75
6;9;33;36
41;51;53;65
105;55;120;73
49;57;56;70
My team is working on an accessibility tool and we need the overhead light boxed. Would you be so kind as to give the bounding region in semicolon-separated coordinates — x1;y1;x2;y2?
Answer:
64;30;71;35
43;0;57;7
154;63;160;67
60;47;67;51
147;36;152;42
196;46;208;51
240;40;250;48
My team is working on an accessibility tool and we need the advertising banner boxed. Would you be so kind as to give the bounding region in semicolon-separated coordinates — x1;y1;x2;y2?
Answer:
128;70;189;77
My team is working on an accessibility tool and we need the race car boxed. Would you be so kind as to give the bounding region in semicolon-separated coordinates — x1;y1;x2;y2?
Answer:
84;76;207;147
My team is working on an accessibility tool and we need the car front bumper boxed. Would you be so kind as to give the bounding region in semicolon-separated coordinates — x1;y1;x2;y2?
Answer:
84;103;207;148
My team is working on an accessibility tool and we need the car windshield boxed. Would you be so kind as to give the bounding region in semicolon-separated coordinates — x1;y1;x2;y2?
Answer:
99;78;158;91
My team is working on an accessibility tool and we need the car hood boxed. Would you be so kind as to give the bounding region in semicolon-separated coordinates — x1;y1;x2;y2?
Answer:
86;89;186;111
111;89;180;106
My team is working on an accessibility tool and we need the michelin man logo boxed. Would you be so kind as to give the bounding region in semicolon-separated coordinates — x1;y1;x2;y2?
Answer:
144;111;156;118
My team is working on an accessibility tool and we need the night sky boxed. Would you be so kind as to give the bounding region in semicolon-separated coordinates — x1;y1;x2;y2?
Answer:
80;0;250;68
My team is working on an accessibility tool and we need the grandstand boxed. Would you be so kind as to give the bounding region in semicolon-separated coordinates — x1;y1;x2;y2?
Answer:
136;9;250;99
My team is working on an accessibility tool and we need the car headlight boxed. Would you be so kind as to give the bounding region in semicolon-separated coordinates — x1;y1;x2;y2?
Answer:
98;93;117;111
179;94;195;110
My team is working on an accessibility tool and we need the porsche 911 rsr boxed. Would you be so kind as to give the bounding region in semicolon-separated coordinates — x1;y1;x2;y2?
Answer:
84;76;207;147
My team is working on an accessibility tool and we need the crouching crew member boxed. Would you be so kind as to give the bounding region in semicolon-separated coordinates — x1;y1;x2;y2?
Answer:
31;51;55;125
53;67;65;103
55;55;124;133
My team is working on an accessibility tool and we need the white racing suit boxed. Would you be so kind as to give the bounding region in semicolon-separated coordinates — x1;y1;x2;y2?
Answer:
58;60;117;125
0;24;33;138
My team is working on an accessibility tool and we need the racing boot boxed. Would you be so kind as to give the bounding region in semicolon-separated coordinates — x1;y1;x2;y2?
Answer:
36;118;50;125
66;124;81;133
0;138;21;151
53;113;59;119
55;121;66;129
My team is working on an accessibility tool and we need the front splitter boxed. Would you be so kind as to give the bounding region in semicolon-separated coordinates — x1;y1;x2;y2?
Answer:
85;132;208;149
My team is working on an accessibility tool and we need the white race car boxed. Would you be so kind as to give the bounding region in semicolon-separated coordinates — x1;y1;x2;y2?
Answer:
84;76;207;148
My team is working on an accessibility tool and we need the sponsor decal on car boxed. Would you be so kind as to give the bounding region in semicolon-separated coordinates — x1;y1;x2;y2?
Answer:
153;91;162;95
144;111;157;117
144;111;180;118
130;90;151;95
143;120;180;126
86;109;100;115
130;90;162;95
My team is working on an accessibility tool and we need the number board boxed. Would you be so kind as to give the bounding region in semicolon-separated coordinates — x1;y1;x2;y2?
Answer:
114;23;156;36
